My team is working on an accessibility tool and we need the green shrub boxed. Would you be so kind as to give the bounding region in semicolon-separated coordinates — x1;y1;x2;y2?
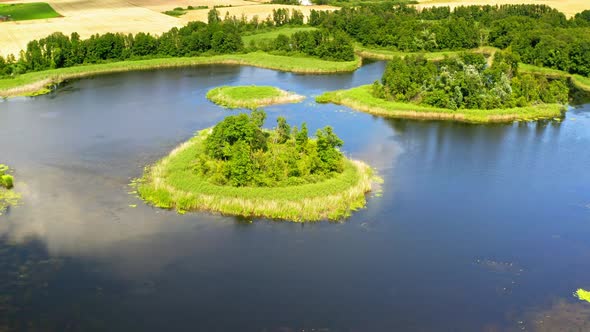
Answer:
1;175;13;189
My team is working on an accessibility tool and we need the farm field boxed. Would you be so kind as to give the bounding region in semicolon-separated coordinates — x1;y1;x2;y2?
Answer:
0;2;60;21
0;0;336;57
417;0;590;18
180;4;337;23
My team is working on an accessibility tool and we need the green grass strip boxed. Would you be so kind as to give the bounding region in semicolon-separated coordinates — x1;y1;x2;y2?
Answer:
0;3;60;21
137;129;377;221
242;27;318;45
0;52;361;98
206;85;304;109
316;85;565;123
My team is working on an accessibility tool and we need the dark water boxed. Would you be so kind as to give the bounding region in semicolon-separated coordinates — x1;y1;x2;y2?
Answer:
1;62;590;332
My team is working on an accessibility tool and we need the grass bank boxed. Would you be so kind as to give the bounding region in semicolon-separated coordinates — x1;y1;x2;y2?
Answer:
0;3;60;21
0;52;361;98
207;85;304;109
137;129;377;221
520;64;590;92
316;85;565;123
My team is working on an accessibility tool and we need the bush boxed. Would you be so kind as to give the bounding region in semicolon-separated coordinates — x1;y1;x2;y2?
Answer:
1;175;13;189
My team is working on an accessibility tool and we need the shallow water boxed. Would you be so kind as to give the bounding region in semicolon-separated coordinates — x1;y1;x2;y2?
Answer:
1;62;590;331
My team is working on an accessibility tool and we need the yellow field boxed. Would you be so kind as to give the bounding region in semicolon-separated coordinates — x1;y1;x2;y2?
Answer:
0;0;336;57
417;0;590;18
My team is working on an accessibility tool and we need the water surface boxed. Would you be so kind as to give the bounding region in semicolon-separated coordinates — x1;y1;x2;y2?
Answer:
1;62;589;331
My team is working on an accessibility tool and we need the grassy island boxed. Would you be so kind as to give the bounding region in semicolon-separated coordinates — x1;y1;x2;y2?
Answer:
317;85;565;123
0;164;20;215
137;111;376;221
207;85;304;109
318;52;568;123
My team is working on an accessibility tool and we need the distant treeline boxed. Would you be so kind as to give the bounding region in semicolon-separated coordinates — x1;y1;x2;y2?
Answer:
0;8;353;77
1;3;590;79
248;30;354;61
307;3;590;76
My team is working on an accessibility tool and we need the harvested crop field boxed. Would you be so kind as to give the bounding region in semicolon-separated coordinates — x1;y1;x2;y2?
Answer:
0;0;336;57
417;0;590;18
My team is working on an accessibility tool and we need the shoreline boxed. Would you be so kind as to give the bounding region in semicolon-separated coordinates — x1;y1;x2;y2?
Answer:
2;49;587;100
0;52;362;98
316;85;566;123
137;129;377;222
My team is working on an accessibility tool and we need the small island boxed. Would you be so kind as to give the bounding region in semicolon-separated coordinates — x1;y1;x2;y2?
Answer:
0;164;19;214
137;110;376;221
207;85;305;110
317;52;568;123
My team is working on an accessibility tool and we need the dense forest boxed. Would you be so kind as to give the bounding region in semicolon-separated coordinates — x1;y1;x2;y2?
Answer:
1;3;590;81
197;110;345;187
308;3;590;76
373;52;569;109
248;29;355;61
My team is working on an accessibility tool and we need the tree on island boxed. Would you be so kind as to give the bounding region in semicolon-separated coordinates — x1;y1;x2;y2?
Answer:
197;110;345;187
373;51;569;110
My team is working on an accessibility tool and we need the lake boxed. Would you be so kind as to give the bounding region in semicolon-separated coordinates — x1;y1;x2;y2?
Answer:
0;61;589;331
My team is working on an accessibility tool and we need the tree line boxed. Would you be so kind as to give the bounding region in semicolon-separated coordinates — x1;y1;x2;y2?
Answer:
0;8;354;77
1;3;590;79
247;29;355;61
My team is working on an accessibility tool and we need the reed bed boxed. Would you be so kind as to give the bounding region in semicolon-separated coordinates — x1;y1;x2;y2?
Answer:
207;85;304;109
354;45;499;61
0;52;361;98
137;129;377;221
316;85;565;123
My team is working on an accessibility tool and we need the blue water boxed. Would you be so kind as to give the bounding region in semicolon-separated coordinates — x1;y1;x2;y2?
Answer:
0;62;589;331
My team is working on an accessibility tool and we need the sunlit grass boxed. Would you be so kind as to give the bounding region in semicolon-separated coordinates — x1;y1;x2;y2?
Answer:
207;85;304;109
136;129;377;221
0;2;60;21
316;85;565;123
242;27;317;45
